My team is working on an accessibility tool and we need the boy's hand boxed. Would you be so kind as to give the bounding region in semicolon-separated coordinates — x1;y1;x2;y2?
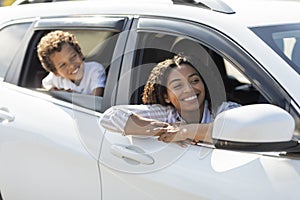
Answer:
50;87;73;93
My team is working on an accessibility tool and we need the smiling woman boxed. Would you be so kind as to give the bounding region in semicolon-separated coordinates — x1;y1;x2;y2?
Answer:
99;55;240;145
142;55;209;124
163;62;206;123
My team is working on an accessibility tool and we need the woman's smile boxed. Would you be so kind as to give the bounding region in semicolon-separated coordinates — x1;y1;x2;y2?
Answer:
181;94;198;102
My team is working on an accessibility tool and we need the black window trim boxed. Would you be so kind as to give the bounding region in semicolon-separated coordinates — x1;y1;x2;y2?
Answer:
34;16;126;32
0;18;37;81
4;20;37;85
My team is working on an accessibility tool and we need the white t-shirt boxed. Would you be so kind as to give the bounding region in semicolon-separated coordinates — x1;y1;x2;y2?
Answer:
42;61;106;95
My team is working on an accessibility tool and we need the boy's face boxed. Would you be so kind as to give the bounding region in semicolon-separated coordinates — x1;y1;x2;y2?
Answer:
51;43;84;83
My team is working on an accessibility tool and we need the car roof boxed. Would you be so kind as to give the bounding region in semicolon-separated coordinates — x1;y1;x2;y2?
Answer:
1;0;300;28
1;0;299;43
1;0;300;26
2;0;298;43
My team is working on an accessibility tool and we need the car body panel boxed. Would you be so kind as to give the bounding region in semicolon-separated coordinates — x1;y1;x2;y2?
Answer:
1;0;300;199
100;140;300;199
0;82;102;199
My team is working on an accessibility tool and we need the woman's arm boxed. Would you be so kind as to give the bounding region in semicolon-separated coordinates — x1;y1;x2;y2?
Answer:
124;113;171;136
99;104;173;134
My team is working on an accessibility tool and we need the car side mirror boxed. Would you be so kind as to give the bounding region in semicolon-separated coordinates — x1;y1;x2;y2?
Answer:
212;104;295;143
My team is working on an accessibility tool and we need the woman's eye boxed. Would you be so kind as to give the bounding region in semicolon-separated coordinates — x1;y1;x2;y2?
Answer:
191;78;200;84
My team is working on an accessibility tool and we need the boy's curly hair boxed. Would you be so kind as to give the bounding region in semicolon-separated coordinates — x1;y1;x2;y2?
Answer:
142;55;210;107
37;30;83;73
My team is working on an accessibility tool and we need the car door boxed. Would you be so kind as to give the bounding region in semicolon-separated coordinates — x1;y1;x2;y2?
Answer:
98;17;300;200
0;16;129;200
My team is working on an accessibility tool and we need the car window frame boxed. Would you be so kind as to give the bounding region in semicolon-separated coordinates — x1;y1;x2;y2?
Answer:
2;18;37;84
4;15;132;114
0;21;32;79
121;16;291;110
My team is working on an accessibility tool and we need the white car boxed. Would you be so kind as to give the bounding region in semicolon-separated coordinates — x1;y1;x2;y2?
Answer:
0;0;300;199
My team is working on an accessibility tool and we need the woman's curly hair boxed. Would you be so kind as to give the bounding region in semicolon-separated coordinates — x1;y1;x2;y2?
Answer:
142;55;210;107
37;30;83;73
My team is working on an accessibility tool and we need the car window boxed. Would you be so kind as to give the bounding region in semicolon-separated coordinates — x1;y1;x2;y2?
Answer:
0;23;31;79
224;60;250;85
251;23;300;75
19;28;120;112
125;30;300;151
130;32;268;107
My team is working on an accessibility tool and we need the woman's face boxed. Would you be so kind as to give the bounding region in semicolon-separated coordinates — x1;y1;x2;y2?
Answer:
164;63;206;114
51;43;84;83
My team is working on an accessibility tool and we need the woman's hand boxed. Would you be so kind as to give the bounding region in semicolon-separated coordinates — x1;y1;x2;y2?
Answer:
156;123;213;145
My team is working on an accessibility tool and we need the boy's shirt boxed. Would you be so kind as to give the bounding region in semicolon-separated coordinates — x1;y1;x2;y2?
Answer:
42;61;106;95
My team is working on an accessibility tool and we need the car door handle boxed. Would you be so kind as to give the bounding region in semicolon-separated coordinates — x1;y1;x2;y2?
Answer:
0;107;15;123
110;144;154;165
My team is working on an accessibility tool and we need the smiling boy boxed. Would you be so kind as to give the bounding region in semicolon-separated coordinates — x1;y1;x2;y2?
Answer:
37;30;106;96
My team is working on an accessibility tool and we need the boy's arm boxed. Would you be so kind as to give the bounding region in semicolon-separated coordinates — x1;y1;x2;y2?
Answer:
90;62;106;96
92;87;104;96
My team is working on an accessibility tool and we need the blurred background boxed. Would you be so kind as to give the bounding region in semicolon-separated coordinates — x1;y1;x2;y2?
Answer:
0;0;77;6
1;0;16;6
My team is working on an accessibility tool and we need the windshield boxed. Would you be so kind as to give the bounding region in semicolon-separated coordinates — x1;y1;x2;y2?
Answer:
251;23;300;75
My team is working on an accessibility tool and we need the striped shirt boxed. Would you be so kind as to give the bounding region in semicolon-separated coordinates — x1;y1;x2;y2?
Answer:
99;101;240;133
